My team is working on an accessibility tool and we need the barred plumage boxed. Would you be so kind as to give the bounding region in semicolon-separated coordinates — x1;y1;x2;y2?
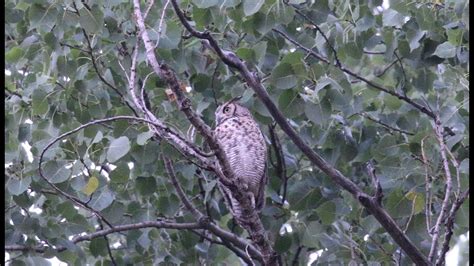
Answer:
214;99;267;219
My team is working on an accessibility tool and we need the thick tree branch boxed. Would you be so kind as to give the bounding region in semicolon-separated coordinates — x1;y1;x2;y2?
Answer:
169;2;429;264
134;1;276;263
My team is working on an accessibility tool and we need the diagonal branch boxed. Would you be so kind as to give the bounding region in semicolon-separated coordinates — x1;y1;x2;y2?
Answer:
163;156;263;263
70;2;139;117
435;188;469;266
358;112;414;136
190;230;255;265
272;28;455;137
169;2;429;264
428;117;454;263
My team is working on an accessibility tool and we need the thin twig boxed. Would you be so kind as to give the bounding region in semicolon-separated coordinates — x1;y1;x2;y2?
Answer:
421;136;433;235
435;188;469;266
359;112;414;136
366;160;383;204
38;115;202;228
99;220;117;266
77;22;138;116
5;220;203;253
155;0;171;48
289;6;341;67
291;245;304;266
272;28;441;126
190;230;254;265
268;124;288;205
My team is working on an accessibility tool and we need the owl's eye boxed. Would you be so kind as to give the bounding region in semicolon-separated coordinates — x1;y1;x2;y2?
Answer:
223;106;230;113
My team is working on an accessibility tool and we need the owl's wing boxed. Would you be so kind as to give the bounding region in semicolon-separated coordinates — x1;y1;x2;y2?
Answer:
255;161;267;211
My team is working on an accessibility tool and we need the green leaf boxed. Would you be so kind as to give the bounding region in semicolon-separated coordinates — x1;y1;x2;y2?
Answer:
159;21;181;49
271;63;297;89
305;101;330;125
136;176;157;196
18;124;31;142
43;161;72;183
7;176;31;196
315;201;336;225
405;191;424;215
32;89;49;116
137;131;154;145
302;221;322;247
433;42;456;58
89;238;108;257
407;30;426;51
385;189;412;218
274;234;292;253
243;0;265;16
382;9;406;27
192;0;218;8
110;162;130;184
5;46;24;63
82;175;99;195
89;187;115;211
107;136;131;163
79;8;103;34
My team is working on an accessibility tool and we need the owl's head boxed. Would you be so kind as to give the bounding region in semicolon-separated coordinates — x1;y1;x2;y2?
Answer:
215;97;252;125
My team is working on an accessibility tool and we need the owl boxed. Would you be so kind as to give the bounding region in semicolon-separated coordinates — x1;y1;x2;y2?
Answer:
214;98;267;220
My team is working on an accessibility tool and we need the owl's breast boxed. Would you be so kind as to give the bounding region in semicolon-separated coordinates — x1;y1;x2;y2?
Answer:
214;118;266;189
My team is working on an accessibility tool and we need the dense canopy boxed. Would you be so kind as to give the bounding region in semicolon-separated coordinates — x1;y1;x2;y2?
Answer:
5;0;469;265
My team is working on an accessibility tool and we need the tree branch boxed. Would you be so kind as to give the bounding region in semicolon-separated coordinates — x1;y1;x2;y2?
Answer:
163;156;263;263
38;115;215;229
169;2;429;264
271;28;454;138
435;188;469;266
428;117;454;263
190;230;254;265
135;1;276;263
358;112;414;136
5;220;202;253
268;124;288;205
366;161;383;204
70;2;139;117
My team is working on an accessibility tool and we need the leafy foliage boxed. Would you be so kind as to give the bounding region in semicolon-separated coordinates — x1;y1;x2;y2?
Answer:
5;0;468;265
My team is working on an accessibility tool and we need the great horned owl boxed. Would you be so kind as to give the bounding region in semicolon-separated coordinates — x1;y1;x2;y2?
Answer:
214;98;267;219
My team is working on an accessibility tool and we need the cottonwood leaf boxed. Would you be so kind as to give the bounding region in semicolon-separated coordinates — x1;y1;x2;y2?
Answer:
107;136;130;163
